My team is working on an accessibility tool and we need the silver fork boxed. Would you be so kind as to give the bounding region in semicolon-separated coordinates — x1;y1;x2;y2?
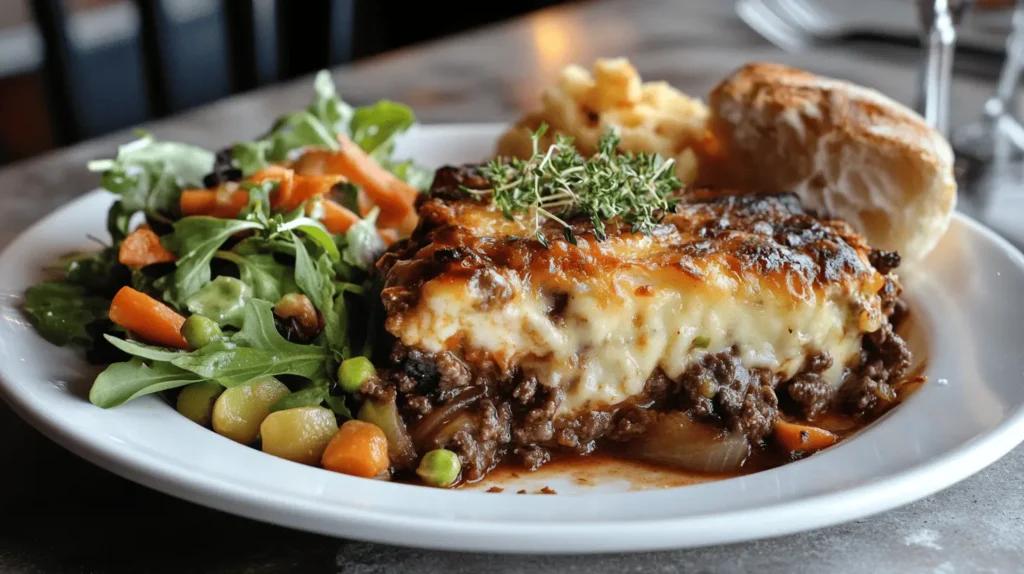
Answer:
735;0;817;51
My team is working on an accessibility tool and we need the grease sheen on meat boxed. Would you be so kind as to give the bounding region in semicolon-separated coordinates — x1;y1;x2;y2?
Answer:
379;167;891;420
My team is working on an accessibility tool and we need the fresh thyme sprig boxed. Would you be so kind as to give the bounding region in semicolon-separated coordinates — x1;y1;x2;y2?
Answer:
469;124;681;246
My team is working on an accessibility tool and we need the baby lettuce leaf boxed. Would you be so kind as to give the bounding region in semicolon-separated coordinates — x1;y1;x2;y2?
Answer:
90;358;205;408
24;281;110;347
342;208;385;269
215;251;297;302
161;217;263;308
88;134;214;217
386;159;435;191
310;70;353;135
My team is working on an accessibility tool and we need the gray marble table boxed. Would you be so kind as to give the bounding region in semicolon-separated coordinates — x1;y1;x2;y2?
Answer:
2;1;1022;572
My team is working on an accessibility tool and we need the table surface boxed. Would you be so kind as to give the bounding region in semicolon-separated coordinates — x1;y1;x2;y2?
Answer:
2;1;1023;572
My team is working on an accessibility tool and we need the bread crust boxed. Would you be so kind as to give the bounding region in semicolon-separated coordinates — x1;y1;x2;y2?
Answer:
698;63;956;264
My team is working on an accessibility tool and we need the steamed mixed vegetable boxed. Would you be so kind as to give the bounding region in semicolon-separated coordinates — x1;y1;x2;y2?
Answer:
22;71;455;485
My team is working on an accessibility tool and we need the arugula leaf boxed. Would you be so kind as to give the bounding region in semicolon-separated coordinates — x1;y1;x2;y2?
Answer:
349;100;415;162
215;251;297;302
324;395;353;419
295;223;341;262
293;237;334;313
169;341;325;387
23;281;110;346
168;300;329;386
90;358;205;408
104;334;185;361
161;217;263;308
88;134;214;217
66;246;131;296
269;381;330;413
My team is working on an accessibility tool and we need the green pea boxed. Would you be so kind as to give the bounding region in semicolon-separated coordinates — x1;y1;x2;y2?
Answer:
181;314;224;349
338;356;376;394
176;381;223;426
416;449;461;488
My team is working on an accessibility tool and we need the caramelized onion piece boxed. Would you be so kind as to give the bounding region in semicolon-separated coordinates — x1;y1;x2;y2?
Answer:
410;387;484;451
630;413;751;473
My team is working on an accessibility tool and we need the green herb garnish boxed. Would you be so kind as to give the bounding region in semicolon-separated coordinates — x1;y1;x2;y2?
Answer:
472;125;681;245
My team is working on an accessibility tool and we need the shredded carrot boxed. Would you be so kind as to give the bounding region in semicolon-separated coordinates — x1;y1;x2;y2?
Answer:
274;174;346;211
321;420;390;478
774;420;838;454
319;199;361;234
334;135;418;233
108;287;189;349
118;228;177;268
250;165;294;209
180;188;250;218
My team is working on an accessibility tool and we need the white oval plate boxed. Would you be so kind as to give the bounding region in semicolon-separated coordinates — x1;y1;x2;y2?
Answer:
2;124;1024;554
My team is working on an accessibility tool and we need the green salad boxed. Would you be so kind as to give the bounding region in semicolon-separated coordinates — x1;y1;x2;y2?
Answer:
22;71;436;480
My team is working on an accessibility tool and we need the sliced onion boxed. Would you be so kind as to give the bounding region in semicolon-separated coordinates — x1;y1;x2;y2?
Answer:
630;413;751;473
409;387;484;451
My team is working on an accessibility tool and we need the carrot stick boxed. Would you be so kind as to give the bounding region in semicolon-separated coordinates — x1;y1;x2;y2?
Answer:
319;199;361;234
774;420;838;454
321;420;390;478
118;228;177;268
333;135;418;232
180;189;250;218
108;287;189;349
250;165;294;209
274;174;346;211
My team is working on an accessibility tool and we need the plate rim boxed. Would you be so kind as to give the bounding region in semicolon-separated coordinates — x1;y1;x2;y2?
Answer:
3;124;1024;553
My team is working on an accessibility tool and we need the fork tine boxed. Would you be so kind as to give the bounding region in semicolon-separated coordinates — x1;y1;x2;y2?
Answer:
736;0;816;52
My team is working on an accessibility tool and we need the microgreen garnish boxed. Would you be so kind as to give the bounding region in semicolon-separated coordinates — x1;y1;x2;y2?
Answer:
469;124;681;245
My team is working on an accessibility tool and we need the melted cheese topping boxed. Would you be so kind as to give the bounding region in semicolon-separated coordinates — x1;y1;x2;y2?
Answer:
395;267;866;415
383;190;887;416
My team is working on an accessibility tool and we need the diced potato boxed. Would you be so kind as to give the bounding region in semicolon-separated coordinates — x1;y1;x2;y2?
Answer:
212;377;290;444
260;406;338;465
176;381;223;426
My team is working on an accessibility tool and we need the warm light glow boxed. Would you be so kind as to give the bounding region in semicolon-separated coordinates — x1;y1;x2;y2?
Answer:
529;12;574;71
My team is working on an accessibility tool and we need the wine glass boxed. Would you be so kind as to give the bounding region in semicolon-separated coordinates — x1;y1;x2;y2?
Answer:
913;0;973;137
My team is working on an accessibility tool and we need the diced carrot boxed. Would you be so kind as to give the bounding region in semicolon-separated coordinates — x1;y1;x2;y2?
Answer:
378;228;399;247
321;420;390;478
274;174;346;211
334;135;418;233
108;286;189;349
180;188;250;218
319;199;361;234
774;420;838;454
118;228;177;268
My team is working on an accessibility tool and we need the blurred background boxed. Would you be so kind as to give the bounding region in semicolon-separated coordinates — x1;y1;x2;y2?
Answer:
0;0;1018;168
0;0;572;166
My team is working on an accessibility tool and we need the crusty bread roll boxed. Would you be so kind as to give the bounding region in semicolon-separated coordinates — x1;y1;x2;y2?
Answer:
698;63;956;264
